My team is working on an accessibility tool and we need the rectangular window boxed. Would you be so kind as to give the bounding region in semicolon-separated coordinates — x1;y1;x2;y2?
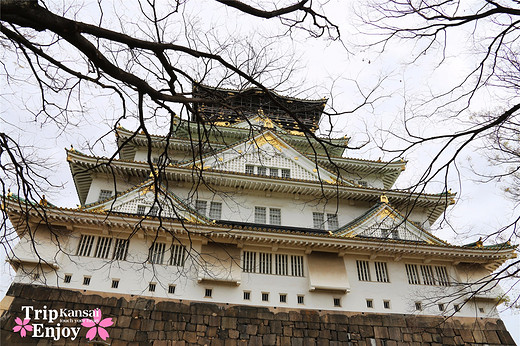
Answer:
438;303;445;311
111;280;119;289
149;206;158;217
383;300;391;309
281;169;291;179
275;254;288;275
366;299;373;308
94;236;112;259
168;285;176;294
245;165;255;174
405;264;420;284
113;238;129;261
258;253;272;274
415;302;422;311
435;266;450;286
313;212;325;229
243;251;256;273
243;291;251;300
334;298;341;307
205;288;212;297
255;206;267;224
137;205;146;215
169;244;186;266
358;180;368;188
64;274;72;283
77;235;95;257
209;202;222;219
420;265;435;285
291;255;304;277
279;294;287;303
327;214;338;230
257;166;267;176
269;168;279;177
454;304;461;312
195;200;207;216
149;283;156;292
297;295;304;304
391;229;400;239
98;189;112;201
269;208;281;225
83;276;91;286
148;242;166;264
374;262;389;283
356;260;371;281
262;292;269;302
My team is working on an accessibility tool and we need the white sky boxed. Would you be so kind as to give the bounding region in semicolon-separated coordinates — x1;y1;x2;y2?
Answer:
1;0;518;341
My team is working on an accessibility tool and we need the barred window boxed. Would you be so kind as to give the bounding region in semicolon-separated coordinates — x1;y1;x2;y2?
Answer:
435;266;450;286
270;168;279;177
270;208;281;225
405;264;420;284
148;242;166;264
297;295;304;304
77;235;95;257
243;251;256;273
257;166;267;176
195;200;207;216
356;260;371;281
327;214;338;230
98;189;112;201
209;202;222;219
169;244;186;266
245;165;255;174
149;206;158;217
275;254;288;275
137;205;146;215
291;255;304;277
374;262;389;283
94;236;112;259
281;169;291;178
255;206;267;224
259;252;272;274
313;212;325;230
420;265;435;285
113;238;129;261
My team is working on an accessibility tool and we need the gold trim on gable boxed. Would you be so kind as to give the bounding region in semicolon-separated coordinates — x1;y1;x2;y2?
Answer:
251;133;288;151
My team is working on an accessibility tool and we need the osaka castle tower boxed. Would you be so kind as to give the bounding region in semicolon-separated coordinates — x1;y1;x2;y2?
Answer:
2;85;517;345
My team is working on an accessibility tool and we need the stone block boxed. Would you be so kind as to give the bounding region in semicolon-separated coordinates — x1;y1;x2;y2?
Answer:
291;337;304;346
358;325;374;338
459;329;474;343
116;315;132;328
246;324;258;335
374;326;389;339
222;317;237;329
120;328;137;341
263;334;277;345
228;329;239;339
184;331;198;343
141;318;155;331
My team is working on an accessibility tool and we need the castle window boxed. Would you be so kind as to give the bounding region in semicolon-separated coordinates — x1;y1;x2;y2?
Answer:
366;299;373;308
94;236;112;259
113;238;129;261
111;279;119;289
205;288;213;298
195;200;207;215
243;291;251;300
334;298;341;307
356;260;371;281
297;295;304;304
420;265;435;285
438;303;445;311
258;252;272;274
327;214;339;230
245;165;255;174
243;251;257;273
137;205;146;215
64;274;72;283
148;242;166;264
262;292;269;301
479;307;485;313
98;189;112;201
149;206;158;217
291;255;304;277
257;166;267;176
279;294;287;303
275;254;288;275
281;169;291;178
313;212;325;229
374;262;389;283
454;304;461;312
168;285;176;294
435;266;450;286
169;244;186;266
269;168;279;177
405;264;420;284
209;202;222;219
77;235;95;257
358;180;368;188
83;276;91;286
269;208;281;225
255;206;267;224
149;283;156;292
415;302;422;311
383;300;391;309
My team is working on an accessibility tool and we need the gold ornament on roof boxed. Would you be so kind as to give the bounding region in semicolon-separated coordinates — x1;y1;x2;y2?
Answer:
39;195;48;206
251;133;287;151
380;195;389;204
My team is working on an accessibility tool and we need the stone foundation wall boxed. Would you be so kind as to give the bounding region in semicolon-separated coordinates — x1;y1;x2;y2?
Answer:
0;283;515;345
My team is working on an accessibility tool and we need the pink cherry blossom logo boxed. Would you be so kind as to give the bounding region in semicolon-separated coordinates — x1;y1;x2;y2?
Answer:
81;308;113;341
13;317;33;337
